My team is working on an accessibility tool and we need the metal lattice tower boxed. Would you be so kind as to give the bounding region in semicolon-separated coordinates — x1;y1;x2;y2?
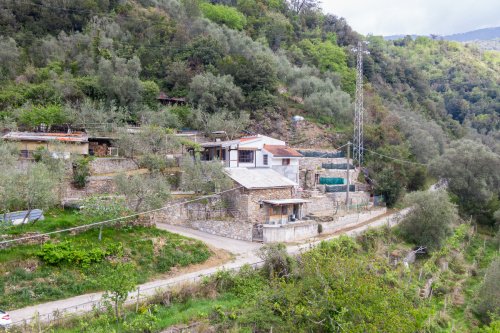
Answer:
352;41;368;167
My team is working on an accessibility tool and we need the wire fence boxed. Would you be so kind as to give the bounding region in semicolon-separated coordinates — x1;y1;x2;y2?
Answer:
7;208;411;330
0;187;243;248
9;259;266;330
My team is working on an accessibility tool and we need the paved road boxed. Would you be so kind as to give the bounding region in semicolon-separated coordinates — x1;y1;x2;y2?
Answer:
156;223;261;255
8;209;407;325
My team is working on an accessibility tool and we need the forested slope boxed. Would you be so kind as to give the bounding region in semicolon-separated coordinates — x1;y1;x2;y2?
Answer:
0;0;499;224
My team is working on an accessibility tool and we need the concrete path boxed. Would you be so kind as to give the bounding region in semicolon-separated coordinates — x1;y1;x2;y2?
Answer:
156;223;261;255
8;209;406;326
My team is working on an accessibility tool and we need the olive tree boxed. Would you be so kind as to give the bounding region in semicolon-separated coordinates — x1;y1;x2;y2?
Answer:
188;72;244;113
399;190;458;251
429;139;500;225
303;90;351;123
474;257;500;324
190;109;250;139
114;173;170;212
180;157;233;194
14;163;59;223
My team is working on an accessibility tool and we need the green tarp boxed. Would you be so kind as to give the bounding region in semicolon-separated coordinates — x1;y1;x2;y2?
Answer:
319;177;345;185
325;185;356;193
298;150;344;158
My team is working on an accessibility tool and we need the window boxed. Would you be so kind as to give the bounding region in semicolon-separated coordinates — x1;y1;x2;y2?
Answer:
282;158;290;166
263;154;268;166
238;150;254;163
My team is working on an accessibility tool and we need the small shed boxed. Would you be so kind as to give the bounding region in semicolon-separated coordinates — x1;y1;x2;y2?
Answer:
262;198;310;225
2;132;89;157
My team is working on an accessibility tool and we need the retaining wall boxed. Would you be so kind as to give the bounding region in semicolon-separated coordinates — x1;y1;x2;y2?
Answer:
89;158;138;175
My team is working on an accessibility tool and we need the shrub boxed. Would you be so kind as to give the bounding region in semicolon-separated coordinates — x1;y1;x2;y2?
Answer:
474;257;500;324
37;241;123;267
399;190;458;251
200;3;247;30
257;243;296;279
72;156;91;188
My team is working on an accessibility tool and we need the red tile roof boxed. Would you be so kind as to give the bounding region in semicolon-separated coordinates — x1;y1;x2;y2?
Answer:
263;145;303;157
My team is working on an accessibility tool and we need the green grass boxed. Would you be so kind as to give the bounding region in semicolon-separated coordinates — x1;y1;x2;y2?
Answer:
49;293;243;333
425;232;498;332
0;221;211;310
1;208;91;235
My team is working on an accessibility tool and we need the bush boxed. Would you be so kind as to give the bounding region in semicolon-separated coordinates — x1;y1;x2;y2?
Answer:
399;190;458;251
257;243;296;279
474;257;500;324
72;156;91;188
37;241;123;267
200;3;247;30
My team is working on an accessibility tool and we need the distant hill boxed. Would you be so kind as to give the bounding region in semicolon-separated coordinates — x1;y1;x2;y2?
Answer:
444;27;500;41
384;27;500;42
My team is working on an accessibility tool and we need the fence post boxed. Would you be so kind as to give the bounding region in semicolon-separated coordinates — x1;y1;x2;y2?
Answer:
136;287;140;312
37;311;41;333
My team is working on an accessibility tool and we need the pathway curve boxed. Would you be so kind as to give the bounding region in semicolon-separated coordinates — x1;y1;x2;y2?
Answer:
8;209;406;326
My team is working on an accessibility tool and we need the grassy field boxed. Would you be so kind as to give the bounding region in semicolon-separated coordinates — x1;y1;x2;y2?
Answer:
0;210;211;310
1;208;95;235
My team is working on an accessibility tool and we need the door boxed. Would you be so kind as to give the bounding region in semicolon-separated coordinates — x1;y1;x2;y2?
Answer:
252;224;263;242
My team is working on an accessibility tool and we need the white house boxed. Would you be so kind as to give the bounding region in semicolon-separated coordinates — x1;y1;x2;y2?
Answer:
199;134;303;183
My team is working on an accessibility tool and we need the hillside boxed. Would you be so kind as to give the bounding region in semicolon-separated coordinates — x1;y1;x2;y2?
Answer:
0;1;499;332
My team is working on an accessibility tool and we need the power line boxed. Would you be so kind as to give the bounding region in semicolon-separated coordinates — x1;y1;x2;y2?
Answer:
0;186;243;246
364;148;427;166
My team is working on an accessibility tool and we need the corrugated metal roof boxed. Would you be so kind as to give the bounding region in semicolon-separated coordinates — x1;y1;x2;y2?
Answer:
262;199;310;205
3;132;88;143
263;145;303;157
225;168;297;189
0;209;44;224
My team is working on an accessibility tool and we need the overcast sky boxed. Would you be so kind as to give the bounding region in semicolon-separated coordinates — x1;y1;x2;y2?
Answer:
321;0;500;36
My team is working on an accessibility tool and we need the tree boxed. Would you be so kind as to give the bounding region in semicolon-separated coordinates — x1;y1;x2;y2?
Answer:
399;190;457;251
200;3;247;30
181;157;233;194
0;142;19;223
18;104;69;130
102;262;137;321
474;257;500;324
303;90;351;124
80;195;129;222
14;163;58;223
373;168;404;208
114;173;171;212
0;36;20;81
190;109;250;139
288;0;320;14
115;126;181;171
429;140;500;225
188;72;244;113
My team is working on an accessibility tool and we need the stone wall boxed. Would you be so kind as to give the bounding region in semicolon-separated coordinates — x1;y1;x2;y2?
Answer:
64;176;116;200
188;219;253;241
89;158;137;175
298;156;359;189
224;187;295;224
262;207;388;243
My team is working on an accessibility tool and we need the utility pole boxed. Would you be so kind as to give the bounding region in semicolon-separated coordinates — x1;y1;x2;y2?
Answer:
346;141;350;210
352;41;369;168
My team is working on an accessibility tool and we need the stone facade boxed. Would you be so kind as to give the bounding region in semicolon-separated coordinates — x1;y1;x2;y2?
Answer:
64;176;116;200
298;156;359;189
89;158;138;175
224;187;295;224
188;219;253;241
